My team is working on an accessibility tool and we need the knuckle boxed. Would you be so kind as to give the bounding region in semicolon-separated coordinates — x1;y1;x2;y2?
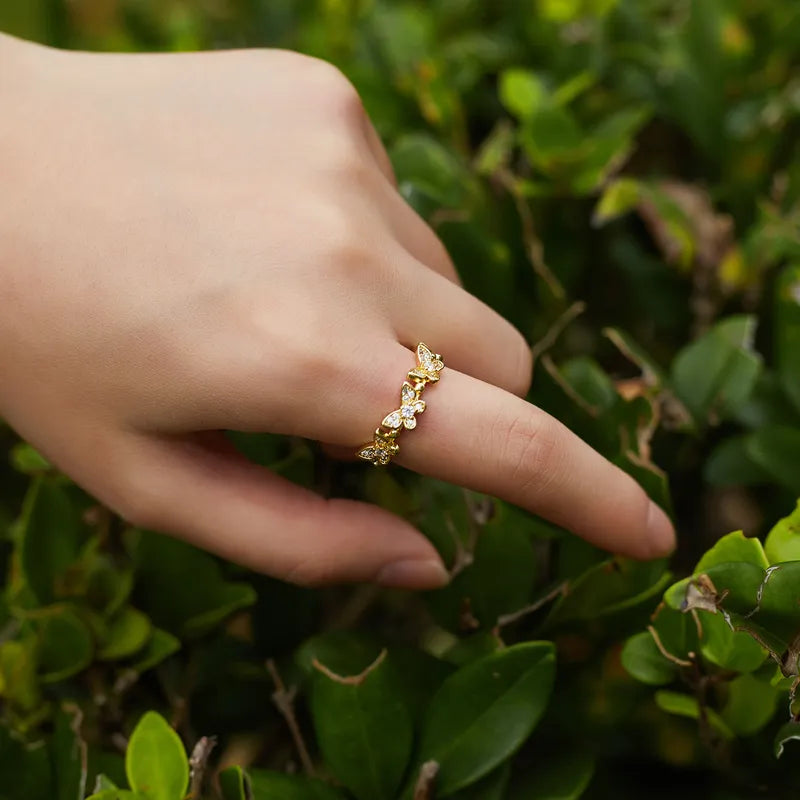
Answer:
317;64;365;123
493;409;560;495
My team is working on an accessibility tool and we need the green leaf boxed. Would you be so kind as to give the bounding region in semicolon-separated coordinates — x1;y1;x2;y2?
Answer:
654;691;734;739
704;436;773;487
19;478;87;605
99;607;152;661
663;562;765;615
510;752;595;800
546;557;671;626
426;508;538;630
602;327;666;387
9;443;52;475
247;769;348;799
391;134;475;209
774;263;800;413
0;727;53;799
764;501;800;564
128;628;181;674
721;673;780;736
414;641;556;795
449;762;510;800
125;712;188;800
695;531;769;572
53;707;86;800
745;425;800;495
621;632;677;686
33;604;94;682
698;611;767;673
86;792;144;800
670;315;762;425
131;531;256;638
593;178;641;226
0;639;41;712
92;775;120;792
218;766;248;800
499;69;547;120
309;650;412;800
774;721;800;758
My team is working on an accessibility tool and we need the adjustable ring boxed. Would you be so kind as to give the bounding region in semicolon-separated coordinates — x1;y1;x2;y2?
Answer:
356;343;444;466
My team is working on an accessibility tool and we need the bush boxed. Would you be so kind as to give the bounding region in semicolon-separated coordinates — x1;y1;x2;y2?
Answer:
0;1;799;798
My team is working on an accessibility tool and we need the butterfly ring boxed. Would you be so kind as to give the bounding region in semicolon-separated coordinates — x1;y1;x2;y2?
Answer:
356;343;444;466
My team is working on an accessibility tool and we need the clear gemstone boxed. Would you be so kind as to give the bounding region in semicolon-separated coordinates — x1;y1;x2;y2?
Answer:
383;411;402;429
401;405;415;419
404;417;417;429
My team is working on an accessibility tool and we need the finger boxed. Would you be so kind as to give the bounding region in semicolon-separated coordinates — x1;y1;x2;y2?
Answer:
346;345;675;559
362;116;397;186
112;430;450;589
381;185;463;285
391;266;532;397
360;115;462;286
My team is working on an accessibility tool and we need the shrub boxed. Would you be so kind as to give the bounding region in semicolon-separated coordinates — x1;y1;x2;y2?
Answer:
0;0;799;798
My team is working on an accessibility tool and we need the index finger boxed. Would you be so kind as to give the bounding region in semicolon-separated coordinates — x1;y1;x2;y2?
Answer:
381;347;676;559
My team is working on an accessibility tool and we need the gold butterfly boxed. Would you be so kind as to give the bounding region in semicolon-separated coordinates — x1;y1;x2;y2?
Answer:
408;342;444;383
357;435;399;466
382;381;426;430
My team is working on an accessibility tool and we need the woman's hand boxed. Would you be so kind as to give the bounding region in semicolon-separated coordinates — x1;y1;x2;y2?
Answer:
0;36;675;589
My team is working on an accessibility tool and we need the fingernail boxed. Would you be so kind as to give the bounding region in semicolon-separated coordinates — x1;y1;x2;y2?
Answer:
376;558;450;589
647;501;676;557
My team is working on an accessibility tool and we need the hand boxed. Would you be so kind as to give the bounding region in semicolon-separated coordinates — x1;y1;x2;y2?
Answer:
0;36;675;589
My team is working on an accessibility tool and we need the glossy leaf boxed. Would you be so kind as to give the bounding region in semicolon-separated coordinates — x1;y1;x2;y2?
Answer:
547;557;671;626
654;691;733;739
218;766;248;800
309;651;413;800
125;712;188;800
510;752;595;800
247;769;348;799
98;607;152;661
745;425;800;494
621;632;677;686
764;501;800;564
33;605;94;682
774;263;800;413
19;478;87;604
721;673;780;736
131;531;256;638
774;721;800;758
670;315;762;425
695;531;769;571
415;642;556;795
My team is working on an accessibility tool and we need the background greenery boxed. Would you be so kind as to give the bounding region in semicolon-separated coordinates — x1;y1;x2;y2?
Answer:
1;0;799;798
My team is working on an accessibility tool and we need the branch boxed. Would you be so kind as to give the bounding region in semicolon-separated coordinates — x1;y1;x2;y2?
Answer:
266;659;316;776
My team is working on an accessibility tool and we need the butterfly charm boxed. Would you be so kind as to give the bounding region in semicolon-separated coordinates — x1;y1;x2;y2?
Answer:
357;435;399;466
382;381;426;430
408;342;444;383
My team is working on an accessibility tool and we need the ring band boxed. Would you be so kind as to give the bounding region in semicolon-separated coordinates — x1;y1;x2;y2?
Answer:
356;342;444;466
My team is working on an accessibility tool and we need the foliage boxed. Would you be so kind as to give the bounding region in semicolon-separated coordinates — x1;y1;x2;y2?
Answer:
0;0;799;798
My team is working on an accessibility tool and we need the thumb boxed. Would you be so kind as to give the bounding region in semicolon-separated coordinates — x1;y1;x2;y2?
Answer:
114;431;449;589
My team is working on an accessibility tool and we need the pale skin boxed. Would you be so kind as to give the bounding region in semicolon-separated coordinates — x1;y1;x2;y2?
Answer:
0;34;675;589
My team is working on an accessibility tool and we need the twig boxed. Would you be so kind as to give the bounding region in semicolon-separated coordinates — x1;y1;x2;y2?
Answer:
496;582;568;628
647;625;693;667
266;659;315;777
498;169;565;299
188;736;217;799
530;301;587;368
311;648;387;687
62;702;88;800
413;761;439;800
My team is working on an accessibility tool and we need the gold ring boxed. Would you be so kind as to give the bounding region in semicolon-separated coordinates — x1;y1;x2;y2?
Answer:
356;342;444;466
